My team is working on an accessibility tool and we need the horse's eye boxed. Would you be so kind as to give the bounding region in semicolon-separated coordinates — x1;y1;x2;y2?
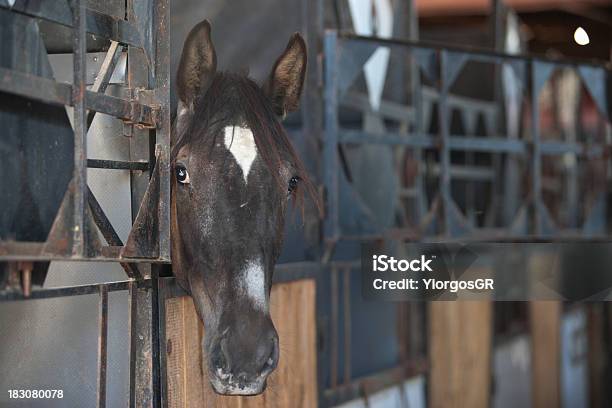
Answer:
176;165;190;184
288;176;299;193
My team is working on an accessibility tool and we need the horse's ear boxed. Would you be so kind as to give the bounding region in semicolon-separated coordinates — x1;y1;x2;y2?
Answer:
265;33;307;117
177;20;217;108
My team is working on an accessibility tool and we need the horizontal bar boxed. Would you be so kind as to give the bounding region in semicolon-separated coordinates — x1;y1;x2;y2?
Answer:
426;163;495;181
333;231;612;244
0;67;157;126
88;159;149;171
339;130;608;157
0;240;168;262
448;136;526;153
0;279;149;302
540;140;604;157
339;130;434;148
339;33;612;70
273;261;320;283
0;3;144;49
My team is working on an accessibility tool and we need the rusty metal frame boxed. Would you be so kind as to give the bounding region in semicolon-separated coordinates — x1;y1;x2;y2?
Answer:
324;31;612;249
0;1;170;407
322;28;611;407
0;0;170;263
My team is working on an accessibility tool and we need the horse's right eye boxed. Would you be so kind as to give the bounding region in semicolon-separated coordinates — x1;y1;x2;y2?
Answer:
176;165;190;184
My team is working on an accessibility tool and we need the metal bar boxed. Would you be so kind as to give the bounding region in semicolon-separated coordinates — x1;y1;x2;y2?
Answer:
154;0;171;262
87;41;123;129
341;91;415;122
0;67;158;127
72;0;87;257
448;136;526;154
324;31;340;241
339;130;435;148
300;0;324;253
97;285;109;408
158;274;169;408
128;279;155;407
126;0;154;228
87;186;123;246
0;3;144;49
151;266;162;408
87;159;149;171
0;241;167;262
0;279;139;301
87;187;140;279
438;50;452;235
273;262;321;283
128;281;137;408
531;61;543;235
339;129;607;157
330;264;339;388
338;33;612;70
423;163;495;181
343;266;351;385
408;4;428;222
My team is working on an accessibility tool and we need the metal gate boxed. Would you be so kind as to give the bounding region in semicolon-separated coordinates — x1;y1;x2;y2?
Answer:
0;0;170;406
320;29;611;405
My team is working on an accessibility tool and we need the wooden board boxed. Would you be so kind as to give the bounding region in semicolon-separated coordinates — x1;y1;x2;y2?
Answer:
428;301;492;408
530;301;561;408
165;279;318;408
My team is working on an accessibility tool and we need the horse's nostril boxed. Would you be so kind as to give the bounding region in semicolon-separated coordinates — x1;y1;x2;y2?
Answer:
262;336;279;373
237;373;248;389
212;352;226;371
211;339;229;373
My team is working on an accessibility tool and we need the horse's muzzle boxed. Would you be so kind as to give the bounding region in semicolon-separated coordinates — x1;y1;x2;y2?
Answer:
207;327;279;395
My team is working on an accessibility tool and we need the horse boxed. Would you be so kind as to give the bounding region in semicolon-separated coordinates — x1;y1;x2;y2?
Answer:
170;19;316;395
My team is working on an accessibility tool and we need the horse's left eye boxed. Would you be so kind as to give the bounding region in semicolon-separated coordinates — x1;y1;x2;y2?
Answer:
288;176;299;194
176;165;190;184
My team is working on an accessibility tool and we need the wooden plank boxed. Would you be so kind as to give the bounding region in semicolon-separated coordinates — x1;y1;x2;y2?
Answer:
587;304;604;408
530;301;561;408
429;301;492;408
165;279;317;407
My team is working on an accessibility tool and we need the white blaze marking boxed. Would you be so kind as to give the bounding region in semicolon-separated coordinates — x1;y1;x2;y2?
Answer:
224;126;258;183
241;260;266;310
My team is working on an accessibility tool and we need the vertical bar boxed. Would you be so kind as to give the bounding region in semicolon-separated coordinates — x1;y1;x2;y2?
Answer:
150;266;161;408
157;277;168;408
128;281;137;408
330;264;339;388
300;0;324;251
343;266;351;385
531;61;543;235
154;0;171;261
488;0;504;228
97;285;109;408
408;1;427;222
129;282;154;408
126;0;151;225
324;31;339;242
438;51;452;235
72;0;87;256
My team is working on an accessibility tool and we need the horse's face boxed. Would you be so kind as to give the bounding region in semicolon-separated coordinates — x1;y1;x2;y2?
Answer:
171;20;308;395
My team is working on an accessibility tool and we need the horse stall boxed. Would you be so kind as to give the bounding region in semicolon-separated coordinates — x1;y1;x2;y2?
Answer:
2;0;612;408
0;0;321;406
